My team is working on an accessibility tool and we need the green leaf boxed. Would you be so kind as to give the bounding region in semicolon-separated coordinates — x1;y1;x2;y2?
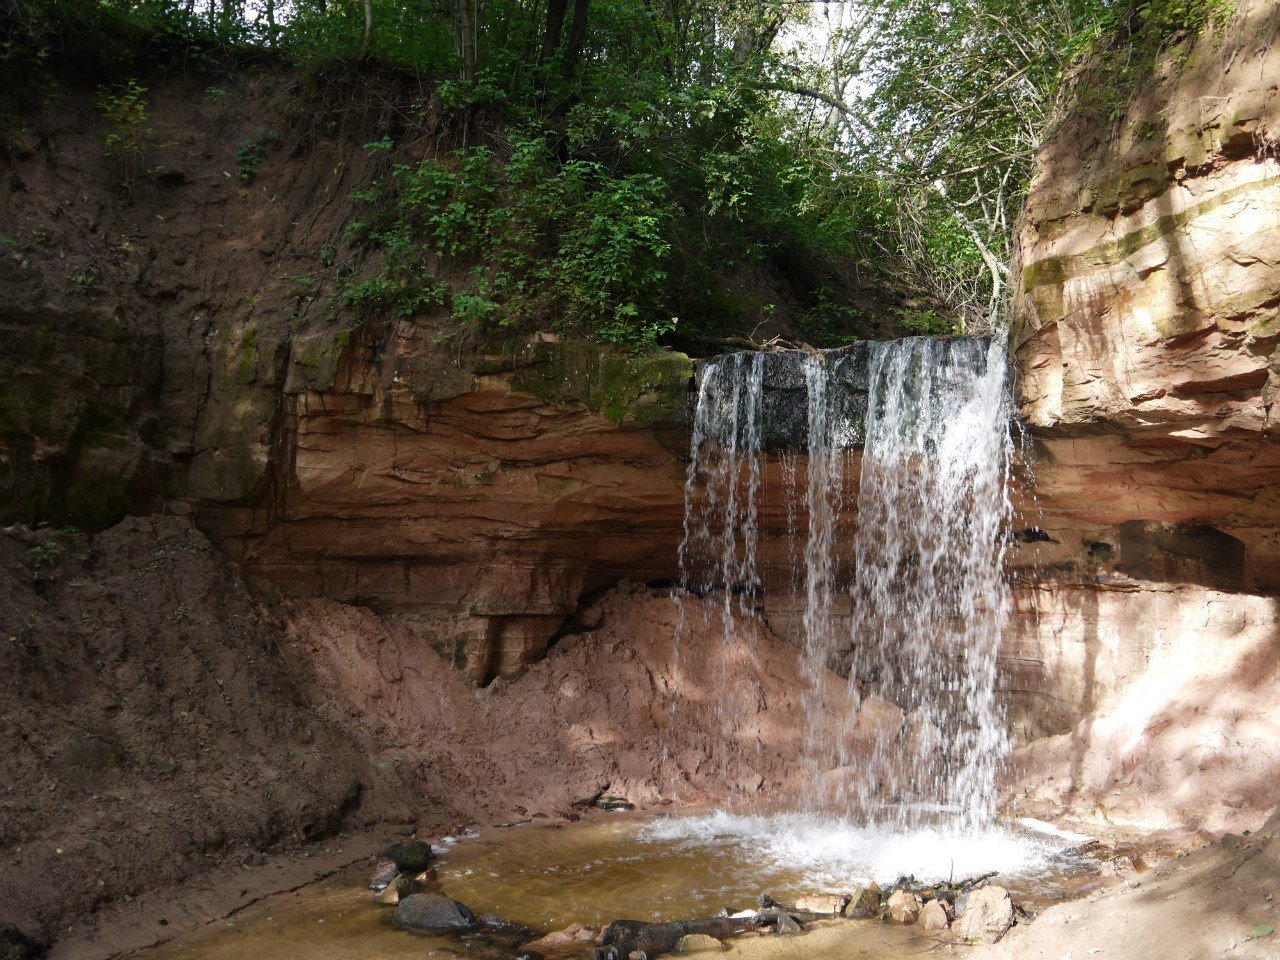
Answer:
1251;925;1274;939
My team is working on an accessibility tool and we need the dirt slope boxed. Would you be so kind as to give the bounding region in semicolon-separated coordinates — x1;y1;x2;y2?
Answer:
0;517;412;947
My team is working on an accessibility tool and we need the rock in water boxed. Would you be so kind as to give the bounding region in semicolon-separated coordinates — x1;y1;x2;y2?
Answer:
369;858;399;892
885;889;922;924
597;796;634;811
846;883;882;918
920;899;949;931
953;886;1013;942
524;923;602;955
377;874;421;905
395;893;478;932
385;839;434;873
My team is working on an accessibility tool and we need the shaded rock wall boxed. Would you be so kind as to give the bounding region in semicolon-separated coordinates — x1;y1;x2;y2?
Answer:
203;338;692;683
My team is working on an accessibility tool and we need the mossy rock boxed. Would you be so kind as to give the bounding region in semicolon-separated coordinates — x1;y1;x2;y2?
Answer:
384;839;434;873
508;340;693;425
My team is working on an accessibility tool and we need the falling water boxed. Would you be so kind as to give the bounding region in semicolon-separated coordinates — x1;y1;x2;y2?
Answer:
680;337;1014;830
676;351;766;619
673;352;766;780
835;336;1013;831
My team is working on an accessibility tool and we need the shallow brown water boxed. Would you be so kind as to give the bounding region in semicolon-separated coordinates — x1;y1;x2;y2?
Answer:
138;812;1098;960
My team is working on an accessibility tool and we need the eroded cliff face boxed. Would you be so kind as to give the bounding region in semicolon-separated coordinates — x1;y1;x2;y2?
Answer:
1012;0;1280;588
0;72;694;685
1004;0;1280;834
203;338;692;683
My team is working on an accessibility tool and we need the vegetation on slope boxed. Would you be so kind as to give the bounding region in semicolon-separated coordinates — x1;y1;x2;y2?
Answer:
1;0;1240;349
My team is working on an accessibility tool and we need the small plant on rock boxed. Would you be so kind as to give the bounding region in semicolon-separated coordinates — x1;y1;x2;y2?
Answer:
236;130;281;182
96;79;151;192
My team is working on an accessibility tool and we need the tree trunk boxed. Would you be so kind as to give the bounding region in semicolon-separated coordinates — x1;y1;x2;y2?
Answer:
540;0;568;64
559;0;590;78
457;0;476;82
362;0;373;51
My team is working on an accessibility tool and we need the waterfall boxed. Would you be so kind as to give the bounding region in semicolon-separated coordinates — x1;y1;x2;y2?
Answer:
824;337;1013;830
680;337;1013;830
674;351;766;774
677;351;765;619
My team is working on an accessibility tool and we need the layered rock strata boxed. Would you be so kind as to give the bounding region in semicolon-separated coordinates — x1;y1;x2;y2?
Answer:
1011;0;1280;589
1001;0;1280;833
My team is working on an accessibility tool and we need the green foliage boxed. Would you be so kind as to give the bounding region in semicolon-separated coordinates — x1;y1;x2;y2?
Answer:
1071;0;1237;126
29;524;80;588
346;133;679;348
899;309;954;336
236;129;281;182
96;78;151;186
69;265;102;292
13;0;1216;345
1134;0;1234;48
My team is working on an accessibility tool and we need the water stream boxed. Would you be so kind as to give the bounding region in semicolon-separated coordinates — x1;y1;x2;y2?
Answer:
137;816;1096;960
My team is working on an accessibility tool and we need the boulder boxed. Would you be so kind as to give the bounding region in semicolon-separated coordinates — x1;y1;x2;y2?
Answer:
846;882;883;918
369;858;399;892
385;839;434;873
953;885;1013;943
885;889;922;924
920;899;949;931
523;923;601;954
377;873;420;905
394;893;478;932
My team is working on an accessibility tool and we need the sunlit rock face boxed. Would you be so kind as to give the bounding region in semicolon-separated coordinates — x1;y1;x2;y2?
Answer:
1004;0;1280;834
1004;582;1280;836
1011;0;1280;590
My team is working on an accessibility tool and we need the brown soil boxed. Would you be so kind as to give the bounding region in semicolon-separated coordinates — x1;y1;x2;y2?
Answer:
1;517;842;953
281;583;844;820
0;518;415;948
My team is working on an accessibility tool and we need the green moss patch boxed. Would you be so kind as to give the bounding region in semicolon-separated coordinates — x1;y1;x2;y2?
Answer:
508;340;693;425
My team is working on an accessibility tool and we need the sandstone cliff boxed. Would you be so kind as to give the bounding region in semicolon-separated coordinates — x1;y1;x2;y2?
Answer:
1006;0;1280;833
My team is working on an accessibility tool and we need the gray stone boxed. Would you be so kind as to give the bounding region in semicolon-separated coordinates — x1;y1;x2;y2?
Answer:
384;839;433;873
394;893;477;932
369;858;399;892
